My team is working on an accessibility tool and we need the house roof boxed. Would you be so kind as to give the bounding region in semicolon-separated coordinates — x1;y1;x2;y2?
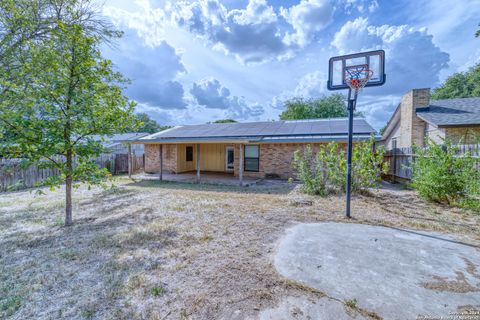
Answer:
416;97;480;127
138;118;377;143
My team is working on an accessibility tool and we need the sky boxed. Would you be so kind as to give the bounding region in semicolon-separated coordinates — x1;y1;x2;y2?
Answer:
100;0;480;129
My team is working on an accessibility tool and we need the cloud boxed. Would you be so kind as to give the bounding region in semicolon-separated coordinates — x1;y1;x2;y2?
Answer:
331;18;450;95
103;32;187;109
271;71;329;110
190;78;265;119
172;0;294;64
280;0;334;46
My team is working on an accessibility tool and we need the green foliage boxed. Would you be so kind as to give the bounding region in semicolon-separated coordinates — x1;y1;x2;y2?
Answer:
127;112;169;133
0;1;137;225
476;23;480;37
292;137;388;195
431;64;480;99
280;94;362;120
411;140;480;210
213;119;237;123
151;285;165;297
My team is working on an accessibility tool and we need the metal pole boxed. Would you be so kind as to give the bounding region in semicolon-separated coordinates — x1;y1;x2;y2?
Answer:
196;144;200;183
159;144;163;181
239;144;243;186
345;88;357;219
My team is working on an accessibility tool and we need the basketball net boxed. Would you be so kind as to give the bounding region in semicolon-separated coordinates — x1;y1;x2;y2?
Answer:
344;64;374;93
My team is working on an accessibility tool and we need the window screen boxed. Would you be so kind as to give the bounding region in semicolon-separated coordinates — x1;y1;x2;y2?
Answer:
186;146;193;162
244;145;259;172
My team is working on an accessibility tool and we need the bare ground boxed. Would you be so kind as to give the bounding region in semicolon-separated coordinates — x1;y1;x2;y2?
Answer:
0;177;479;319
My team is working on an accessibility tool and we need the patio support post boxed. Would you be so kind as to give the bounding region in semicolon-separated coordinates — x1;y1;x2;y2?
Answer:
239;144;243;186
128;143;132;179
159;144;163;181
196;144;200;183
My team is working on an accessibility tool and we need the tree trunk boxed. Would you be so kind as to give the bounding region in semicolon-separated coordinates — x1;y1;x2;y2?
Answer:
65;149;73;226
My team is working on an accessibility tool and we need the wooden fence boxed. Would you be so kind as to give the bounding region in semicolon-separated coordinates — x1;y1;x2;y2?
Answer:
0;154;144;192
384;144;480;182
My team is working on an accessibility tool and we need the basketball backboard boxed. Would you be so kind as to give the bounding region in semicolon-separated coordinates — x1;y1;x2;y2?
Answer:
327;50;385;91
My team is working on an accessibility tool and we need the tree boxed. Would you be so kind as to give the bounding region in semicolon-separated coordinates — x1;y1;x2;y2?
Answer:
0;1;137;226
279;94;360;120
213;119;237;123
476;23;480;37
131;112;165;133
431;64;480;99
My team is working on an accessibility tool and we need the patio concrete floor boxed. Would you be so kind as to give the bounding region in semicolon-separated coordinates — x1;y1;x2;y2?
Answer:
273;222;480;319
134;171;262;186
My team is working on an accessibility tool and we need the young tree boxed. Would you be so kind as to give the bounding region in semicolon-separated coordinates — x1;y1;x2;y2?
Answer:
0;1;137;226
279;94;361;120
431;64;480;99
476;23;480;38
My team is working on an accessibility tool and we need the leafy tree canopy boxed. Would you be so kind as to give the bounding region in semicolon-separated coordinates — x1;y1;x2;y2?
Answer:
0;0;137;226
431;64;480;99
128;112;169;133
279;94;361;120
213;119;237;123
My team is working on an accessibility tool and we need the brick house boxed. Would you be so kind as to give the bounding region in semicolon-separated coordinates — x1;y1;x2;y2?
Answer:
135;118;377;182
381;88;480;150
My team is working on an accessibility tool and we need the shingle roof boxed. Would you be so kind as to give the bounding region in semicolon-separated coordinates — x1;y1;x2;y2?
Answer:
416;97;480;126
139;118;377;143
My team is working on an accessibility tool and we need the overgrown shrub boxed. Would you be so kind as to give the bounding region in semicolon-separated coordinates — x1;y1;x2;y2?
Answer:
411;140;480;210
292;136;388;195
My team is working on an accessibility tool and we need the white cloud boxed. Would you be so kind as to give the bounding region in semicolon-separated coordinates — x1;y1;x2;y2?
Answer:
172;0;293;64
190;78;265;120
331;18;450;95
280;0;334;46
102;31;187;109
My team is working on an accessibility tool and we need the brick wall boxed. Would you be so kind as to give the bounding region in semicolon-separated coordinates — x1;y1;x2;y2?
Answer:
397;88;430;148
445;126;480;144
144;144;178;173
233;143;346;180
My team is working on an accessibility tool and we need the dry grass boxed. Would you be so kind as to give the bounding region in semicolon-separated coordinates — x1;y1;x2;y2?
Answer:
1;177;479;319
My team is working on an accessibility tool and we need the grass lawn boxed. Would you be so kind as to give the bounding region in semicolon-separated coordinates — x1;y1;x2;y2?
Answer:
1;177;479;319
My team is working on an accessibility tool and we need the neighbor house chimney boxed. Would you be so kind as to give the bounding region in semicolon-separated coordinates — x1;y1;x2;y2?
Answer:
399;88;431;148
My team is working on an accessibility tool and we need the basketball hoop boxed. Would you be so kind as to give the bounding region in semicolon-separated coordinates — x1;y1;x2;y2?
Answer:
327;50;386;219
344;64;374;93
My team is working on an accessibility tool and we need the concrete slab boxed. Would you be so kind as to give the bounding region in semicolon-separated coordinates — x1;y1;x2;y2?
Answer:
274;223;480;319
257;296;366;320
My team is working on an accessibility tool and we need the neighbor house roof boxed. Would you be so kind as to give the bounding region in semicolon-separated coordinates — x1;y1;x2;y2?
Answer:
416;97;480;127
137;118;377;144
89;132;150;148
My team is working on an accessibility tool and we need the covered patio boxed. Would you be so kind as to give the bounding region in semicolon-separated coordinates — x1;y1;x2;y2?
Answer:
136;171;261;186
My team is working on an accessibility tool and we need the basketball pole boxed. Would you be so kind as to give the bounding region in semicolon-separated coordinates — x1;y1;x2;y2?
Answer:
345;88;357;219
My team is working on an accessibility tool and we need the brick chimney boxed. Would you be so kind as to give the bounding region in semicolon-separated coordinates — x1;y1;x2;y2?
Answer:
399;88;431;148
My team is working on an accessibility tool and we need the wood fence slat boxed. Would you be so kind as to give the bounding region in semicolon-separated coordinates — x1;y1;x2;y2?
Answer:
385;144;480;182
0;153;138;192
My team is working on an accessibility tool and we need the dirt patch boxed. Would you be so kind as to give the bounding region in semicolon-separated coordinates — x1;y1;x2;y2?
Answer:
1;178;479;319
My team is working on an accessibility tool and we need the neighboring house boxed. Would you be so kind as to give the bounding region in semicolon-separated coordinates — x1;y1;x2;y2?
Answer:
136;118;377;180
381;88;480;150
90;132;150;154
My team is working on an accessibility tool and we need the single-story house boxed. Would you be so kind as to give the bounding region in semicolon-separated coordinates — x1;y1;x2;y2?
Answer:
90;132;150;154
381;88;480;150
135;118;377;181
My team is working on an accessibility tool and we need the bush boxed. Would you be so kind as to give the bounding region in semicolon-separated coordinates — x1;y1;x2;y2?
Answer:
292;136;388;195
411;140;480;210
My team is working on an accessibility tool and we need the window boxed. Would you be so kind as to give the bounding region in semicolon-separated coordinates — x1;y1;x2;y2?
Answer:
186;146;193;162
244;145;259;172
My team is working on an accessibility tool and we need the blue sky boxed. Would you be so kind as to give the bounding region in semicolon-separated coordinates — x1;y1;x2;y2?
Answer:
101;0;480;129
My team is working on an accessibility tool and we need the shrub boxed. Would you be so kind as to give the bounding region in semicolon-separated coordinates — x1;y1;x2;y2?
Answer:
292;136;388;195
411;140;480;210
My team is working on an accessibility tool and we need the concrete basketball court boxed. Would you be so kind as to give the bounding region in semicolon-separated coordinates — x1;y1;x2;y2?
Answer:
271;222;480;319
